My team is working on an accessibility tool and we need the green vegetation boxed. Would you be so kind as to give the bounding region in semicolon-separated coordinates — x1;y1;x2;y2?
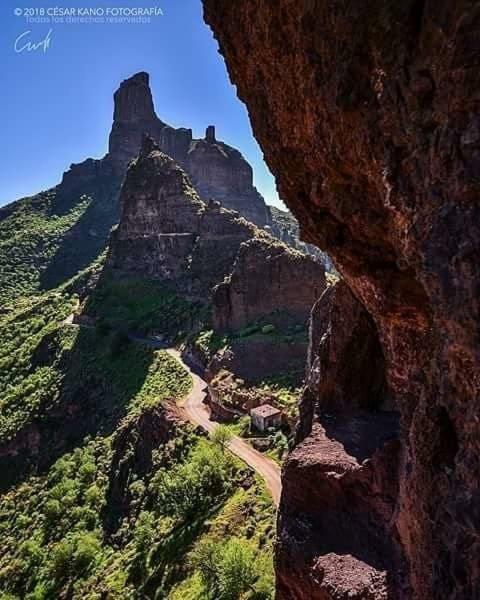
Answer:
0;177;120;304
258;372;302;418
326;271;340;286
0;185;278;599
267;431;289;464
0;426;274;599
0;192;90;303
0;291;77;441
233;320;307;345
169;482;275;600
192;318;307;365
0;288;191;445
85;275;204;339
0;277;275;599
0;422;275;599
261;324;275;335
191;328;229;361
211;425;234;454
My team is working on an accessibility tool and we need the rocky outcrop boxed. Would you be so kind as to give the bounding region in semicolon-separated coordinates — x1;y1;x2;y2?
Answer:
207;337;308;385
55;71;271;229
213;237;325;332
107;72;271;226
203;2;480;598
107;71;167;170
107;136;260;300
103;402;183;534
269;206;334;269
298;281;389;434
279;281;402;598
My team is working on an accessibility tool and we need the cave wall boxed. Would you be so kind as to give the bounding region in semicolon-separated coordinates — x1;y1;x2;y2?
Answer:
203;1;480;598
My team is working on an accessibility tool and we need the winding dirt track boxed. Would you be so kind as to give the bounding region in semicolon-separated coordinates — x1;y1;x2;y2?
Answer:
166;349;282;506
65;316;281;506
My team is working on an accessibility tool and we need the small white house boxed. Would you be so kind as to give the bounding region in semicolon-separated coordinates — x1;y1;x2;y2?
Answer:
250;404;282;432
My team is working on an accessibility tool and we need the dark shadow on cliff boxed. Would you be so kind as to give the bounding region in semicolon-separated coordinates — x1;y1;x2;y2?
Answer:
0;323;155;493
38;174;122;291
321;409;400;463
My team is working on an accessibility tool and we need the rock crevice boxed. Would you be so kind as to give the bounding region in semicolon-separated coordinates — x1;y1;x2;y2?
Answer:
203;1;480;598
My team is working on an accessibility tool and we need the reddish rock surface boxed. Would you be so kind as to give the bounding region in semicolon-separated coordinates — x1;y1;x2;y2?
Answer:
207;337;308;385
298;280;388;438
279;282;403;598
212;237;325;332
203;1;480;598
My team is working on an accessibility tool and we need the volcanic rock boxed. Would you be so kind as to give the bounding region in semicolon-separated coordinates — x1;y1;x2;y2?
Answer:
203;1;480;598
279;281;403;599
107;136;260;300
108;71;166;170
212;237;325;332
107;72;271;227
269;206;333;269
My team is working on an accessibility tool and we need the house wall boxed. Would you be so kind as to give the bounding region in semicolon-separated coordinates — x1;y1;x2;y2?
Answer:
265;414;282;430
251;413;265;432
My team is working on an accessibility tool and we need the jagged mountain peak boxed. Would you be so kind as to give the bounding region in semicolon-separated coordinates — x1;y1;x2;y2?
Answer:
112;71;158;123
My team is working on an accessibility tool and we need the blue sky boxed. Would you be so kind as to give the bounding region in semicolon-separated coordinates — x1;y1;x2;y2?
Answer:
0;0;282;208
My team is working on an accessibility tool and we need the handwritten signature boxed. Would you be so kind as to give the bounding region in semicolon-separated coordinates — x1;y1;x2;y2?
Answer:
14;29;52;53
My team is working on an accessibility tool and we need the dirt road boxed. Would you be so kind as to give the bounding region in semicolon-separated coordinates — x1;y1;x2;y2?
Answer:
65;315;282;506
166;349;282;507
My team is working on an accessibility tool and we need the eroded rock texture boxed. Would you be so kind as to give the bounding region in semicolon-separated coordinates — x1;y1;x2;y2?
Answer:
213;237;325;332
108;136;261;299
280;281;402;599
108;72;271;226
203;1;480;598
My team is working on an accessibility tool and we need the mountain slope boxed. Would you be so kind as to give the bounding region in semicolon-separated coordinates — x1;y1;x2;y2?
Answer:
0;170;121;305
0;274;276;599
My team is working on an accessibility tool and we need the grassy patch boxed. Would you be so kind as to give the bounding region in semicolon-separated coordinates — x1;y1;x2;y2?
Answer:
0;284;191;445
0;172;121;304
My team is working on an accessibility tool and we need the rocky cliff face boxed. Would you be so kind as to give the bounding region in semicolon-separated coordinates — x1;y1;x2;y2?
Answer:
203;1;480;598
107;72;271;227
279;281;402;599
269;206;334;270
107;71;166;170
213;237;325;332
107;136;260;300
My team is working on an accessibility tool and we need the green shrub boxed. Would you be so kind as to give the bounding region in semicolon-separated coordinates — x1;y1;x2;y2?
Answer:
238;324;260;338
191;537;269;600
152;440;233;519
44;499;62;523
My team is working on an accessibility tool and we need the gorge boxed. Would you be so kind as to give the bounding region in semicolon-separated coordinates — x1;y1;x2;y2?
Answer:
0;2;478;598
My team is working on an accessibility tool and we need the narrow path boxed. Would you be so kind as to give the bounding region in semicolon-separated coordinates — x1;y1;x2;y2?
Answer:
166;349;282;507
65;315;282;506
